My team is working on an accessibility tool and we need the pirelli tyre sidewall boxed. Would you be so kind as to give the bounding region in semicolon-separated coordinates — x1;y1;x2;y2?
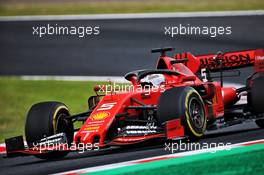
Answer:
157;86;206;140
182;88;207;138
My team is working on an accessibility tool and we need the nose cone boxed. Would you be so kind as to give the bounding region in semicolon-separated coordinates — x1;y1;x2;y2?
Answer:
74;111;112;145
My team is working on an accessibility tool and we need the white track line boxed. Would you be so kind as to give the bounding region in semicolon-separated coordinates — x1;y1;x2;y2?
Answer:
20;76;246;103
20;75;129;83
0;10;263;21
20;75;244;85
57;139;264;175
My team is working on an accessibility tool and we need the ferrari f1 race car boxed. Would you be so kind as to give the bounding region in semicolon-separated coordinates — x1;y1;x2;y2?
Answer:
5;48;264;159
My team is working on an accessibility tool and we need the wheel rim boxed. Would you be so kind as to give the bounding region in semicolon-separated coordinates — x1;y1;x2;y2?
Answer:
56;113;73;144
188;97;205;129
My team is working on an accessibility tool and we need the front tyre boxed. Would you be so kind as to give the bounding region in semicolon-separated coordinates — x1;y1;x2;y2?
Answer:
25;102;74;159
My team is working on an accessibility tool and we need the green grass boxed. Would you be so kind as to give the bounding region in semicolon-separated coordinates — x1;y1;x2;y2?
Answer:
0;0;263;16
0;77;104;142
88;143;264;175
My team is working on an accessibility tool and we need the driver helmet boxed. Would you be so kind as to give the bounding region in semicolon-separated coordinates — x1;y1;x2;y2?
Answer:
140;74;165;87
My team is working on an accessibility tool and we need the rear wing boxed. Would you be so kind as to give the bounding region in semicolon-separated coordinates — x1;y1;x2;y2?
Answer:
174;49;264;73
254;49;264;73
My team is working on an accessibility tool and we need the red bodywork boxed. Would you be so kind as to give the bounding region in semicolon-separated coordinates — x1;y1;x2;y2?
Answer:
73;49;263;147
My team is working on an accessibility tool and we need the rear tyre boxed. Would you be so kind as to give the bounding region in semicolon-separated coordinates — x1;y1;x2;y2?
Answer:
248;76;264;114
255;119;264;128
157;87;207;140
25;102;74;159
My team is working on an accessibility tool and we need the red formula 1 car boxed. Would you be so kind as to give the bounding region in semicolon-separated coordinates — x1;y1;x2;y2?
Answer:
5;48;264;159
